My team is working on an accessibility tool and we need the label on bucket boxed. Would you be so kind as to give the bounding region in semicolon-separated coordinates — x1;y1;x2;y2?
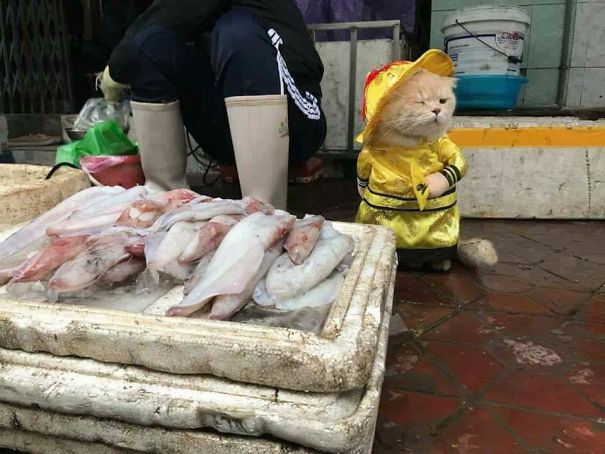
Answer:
445;32;524;76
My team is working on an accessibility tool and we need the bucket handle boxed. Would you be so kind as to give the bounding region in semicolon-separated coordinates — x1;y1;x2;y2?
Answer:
455;20;522;65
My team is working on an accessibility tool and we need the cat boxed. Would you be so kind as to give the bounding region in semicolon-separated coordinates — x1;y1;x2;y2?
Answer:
356;67;497;271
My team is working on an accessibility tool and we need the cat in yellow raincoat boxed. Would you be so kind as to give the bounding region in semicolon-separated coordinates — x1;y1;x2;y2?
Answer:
355;50;497;271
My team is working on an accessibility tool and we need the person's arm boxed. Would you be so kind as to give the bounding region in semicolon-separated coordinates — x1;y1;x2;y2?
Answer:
100;0;228;96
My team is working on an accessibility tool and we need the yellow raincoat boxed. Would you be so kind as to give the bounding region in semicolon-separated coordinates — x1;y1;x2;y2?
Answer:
355;50;467;261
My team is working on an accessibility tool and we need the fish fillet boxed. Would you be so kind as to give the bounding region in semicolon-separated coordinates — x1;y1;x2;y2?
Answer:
156;196;271;231
265;227;354;301
209;242;283;320
115;189;201;229
0;186;122;262
47;186;151;237
101;257;146;283
145;222;203;279
166;211;295;317
284;215;324;265
275;271;344;311
183;250;216;296
12;235;89;282
48;233;131;293
178;215;240;264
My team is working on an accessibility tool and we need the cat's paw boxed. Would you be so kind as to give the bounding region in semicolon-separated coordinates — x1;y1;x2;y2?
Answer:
425;172;450;198
430;259;451;272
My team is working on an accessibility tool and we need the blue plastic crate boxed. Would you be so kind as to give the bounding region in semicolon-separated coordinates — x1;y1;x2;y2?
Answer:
455;75;527;111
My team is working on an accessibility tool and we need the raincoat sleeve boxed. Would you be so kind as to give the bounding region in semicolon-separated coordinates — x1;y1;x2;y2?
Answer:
356;147;373;189
435;136;467;187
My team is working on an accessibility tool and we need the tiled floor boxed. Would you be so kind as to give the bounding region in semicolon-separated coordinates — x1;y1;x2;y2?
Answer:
196;178;605;454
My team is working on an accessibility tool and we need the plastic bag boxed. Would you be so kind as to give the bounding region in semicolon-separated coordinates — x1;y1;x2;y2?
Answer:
55;120;138;168
80;155;145;188
73;98;131;132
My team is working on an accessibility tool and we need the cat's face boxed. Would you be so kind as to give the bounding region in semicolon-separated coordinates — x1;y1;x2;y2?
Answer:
369;69;457;144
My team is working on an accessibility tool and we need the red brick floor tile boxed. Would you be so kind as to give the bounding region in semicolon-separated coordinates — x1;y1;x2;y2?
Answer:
427;342;504;393
581;294;605;325
485;370;600;417
396;303;456;336
479;261;589;292
479;312;585;341
395;273;453;306
561;238;605;266
385;344;457;396
521;221;605;248
422;312;492;345
573;338;605;363
374;414;448;454
567;364;605;408
421;267;485;305
575;320;605;340
490;337;567;373
526;287;591;316
476;273;534;294
378;389;460;426
538;253;605;292
492;406;605;453
434;408;524;454
476;292;550;314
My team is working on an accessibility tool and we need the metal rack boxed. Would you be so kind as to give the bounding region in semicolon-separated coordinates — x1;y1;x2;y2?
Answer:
0;0;73;114
308;20;404;158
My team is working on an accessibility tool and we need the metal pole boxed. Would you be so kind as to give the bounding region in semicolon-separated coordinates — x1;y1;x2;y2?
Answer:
347;27;358;156
556;0;576;108
392;23;401;61
57;0;75;113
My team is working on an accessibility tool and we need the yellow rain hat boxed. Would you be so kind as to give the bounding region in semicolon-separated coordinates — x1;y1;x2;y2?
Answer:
357;49;454;143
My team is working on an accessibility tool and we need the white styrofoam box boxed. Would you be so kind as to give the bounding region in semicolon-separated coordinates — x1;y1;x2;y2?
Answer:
0;264;394;453
0;220;396;393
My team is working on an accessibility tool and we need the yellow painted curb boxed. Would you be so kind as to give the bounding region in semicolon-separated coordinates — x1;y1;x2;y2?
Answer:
449;126;605;148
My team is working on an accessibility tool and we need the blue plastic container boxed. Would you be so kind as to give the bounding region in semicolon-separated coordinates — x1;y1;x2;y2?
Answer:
455;75;527;111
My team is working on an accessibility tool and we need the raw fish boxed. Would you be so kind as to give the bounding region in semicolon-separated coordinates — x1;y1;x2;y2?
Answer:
68;185;149;218
12;236;89;282
209;243;282;320
47;186;151;237
101;257;146;283
178;215;240;264
275;272;344;310
156;196;272;231
146;222;204;279
115;189;201;228
0;268;17;286
0;186;121;262
265;226;354;301
166;211;295;317
115;199;164;229
48;233;131;293
284;215;324;265
183;251;215;296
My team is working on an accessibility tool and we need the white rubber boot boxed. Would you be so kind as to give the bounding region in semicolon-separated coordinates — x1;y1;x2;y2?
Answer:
130;100;189;191
225;95;289;210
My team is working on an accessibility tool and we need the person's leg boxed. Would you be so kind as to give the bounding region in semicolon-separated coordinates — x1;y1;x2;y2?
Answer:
210;10;326;165
127;25;239;188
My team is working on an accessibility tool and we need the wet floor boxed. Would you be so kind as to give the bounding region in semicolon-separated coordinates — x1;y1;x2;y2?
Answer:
194;177;605;454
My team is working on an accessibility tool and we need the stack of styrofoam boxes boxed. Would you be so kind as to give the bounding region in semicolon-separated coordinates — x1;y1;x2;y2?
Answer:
0;208;397;453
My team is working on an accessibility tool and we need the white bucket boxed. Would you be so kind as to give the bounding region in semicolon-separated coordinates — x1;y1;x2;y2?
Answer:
441;6;531;76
